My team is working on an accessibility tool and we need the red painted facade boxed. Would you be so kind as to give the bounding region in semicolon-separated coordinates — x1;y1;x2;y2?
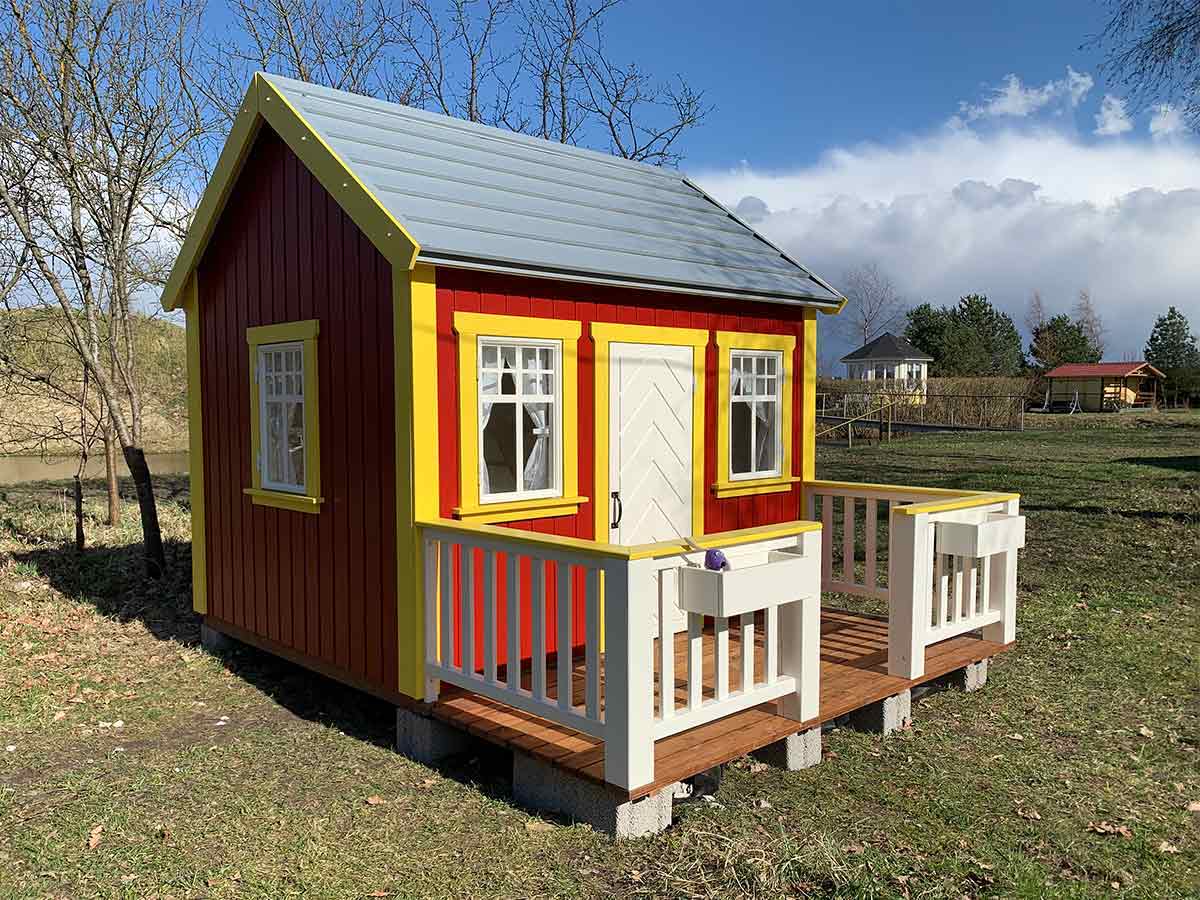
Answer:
197;127;399;697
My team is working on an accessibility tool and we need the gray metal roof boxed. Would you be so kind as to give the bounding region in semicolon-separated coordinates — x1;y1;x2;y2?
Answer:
840;332;934;363
266;74;842;308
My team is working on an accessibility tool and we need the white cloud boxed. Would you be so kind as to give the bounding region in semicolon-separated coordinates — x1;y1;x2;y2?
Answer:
690;123;1200;362
957;67;1093;121
1150;104;1186;139
1094;94;1133;136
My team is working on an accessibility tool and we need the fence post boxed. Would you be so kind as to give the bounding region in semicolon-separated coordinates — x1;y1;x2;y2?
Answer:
601;556;655;790
888;510;931;679
982;499;1020;646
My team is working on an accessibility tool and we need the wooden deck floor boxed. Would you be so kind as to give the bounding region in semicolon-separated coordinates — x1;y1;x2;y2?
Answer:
430;608;1008;800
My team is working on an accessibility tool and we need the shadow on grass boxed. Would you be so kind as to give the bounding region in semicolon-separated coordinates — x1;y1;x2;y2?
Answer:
1115;455;1199;473
1018;502;1197;524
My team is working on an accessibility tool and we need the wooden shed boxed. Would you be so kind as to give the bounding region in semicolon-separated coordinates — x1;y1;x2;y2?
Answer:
1044;362;1164;412
162;73;1027;836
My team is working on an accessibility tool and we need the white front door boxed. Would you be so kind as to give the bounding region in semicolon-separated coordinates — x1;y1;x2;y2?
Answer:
608;342;694;545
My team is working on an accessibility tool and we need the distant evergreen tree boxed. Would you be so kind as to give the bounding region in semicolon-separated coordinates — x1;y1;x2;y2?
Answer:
1145;306;1200;370
904;294;1024;376
1028;315;1102;372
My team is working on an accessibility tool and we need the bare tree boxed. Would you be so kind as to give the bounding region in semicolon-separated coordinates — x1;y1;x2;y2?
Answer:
1025;290;1048;336
837;263;907;348
0;0;208;575
1074;289;1107;358
1092;0;1200;129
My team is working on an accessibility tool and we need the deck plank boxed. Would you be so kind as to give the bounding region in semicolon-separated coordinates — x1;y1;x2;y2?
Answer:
427;608;1008;800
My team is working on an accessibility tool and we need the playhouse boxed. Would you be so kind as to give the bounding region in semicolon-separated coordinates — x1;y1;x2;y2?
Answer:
163;74;1027;837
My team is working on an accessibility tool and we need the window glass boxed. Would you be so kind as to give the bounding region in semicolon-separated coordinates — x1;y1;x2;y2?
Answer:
730;349;782;479
479;338;561;501
258;340;306;492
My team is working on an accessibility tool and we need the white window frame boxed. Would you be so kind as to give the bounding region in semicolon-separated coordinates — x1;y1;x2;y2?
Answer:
477;336;564;504
729;349;783;482
256;340;307;495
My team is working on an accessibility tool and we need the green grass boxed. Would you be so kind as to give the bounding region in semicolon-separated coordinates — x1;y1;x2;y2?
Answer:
0;425;1197;899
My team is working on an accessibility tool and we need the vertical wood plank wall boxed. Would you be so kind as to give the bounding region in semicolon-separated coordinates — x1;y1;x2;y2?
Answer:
198;128;399;697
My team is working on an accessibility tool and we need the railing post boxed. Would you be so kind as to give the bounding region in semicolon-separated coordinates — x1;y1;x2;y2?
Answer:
983;498;1020;645
888;510;931;679
422;534;440;703
601;556;655;791
778;529;822;722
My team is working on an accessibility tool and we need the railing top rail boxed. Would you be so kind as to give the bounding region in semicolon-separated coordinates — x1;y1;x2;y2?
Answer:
416;517;823;562
804;480;1018;518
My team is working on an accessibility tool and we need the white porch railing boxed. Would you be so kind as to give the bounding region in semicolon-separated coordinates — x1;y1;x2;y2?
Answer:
805;481;1024;680
418;519;823;791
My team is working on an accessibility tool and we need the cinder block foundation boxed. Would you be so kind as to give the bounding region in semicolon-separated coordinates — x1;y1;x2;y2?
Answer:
936;658;990;692
847;689;912;735
511;753;674;839
751;726;823;771
200;623;235;654
395;706;471;765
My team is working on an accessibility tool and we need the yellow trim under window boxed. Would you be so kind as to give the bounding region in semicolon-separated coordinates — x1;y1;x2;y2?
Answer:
245;319;323;514
714;331;797;500
453;312;583;521
591;322;709;543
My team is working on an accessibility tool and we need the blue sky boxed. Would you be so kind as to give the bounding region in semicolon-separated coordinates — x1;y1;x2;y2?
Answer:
604;1;1112;170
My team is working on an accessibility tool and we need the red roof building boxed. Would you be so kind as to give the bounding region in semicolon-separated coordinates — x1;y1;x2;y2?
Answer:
1044;361;1164;411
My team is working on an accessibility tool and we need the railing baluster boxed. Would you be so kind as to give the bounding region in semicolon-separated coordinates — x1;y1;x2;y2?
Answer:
967;555;979;619
506;553;520;692
843;495;856;586
440;540;453;670
936;552;948;628
483;550;497;683
764;604;778;684
740;612;754;692
585;566;600;720
687;613;702;711
821;496;833;582
865;499;878;591
531;558;546;702
462;547;476;676
715;616;729;701
951;555;963;624
557;562;572;711
659;571;674;720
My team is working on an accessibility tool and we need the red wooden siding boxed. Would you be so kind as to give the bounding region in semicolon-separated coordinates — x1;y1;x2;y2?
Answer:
435;267;810;666
197;127;399;697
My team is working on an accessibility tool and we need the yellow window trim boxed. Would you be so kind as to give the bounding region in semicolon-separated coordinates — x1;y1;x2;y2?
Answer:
591;322;709;542
247;318;323;515
453;311;583;521
714;330;797;499
453;495;591;524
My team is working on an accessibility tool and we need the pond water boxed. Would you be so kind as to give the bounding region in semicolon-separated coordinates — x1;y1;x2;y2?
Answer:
0;451;190;485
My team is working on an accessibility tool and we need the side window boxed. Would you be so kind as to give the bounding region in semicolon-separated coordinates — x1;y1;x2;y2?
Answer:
729;350;782;480
245;320;322;513
478;338;561;502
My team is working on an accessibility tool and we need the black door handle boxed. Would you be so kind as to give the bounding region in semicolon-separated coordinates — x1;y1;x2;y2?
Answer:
610;491;623;529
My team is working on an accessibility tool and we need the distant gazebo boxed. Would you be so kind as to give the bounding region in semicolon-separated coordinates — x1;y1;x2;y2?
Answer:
840;332;933;398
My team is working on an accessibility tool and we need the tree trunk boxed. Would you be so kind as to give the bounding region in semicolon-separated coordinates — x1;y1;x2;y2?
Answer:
103;426;120;526
123;446;165;577
73;475;85;552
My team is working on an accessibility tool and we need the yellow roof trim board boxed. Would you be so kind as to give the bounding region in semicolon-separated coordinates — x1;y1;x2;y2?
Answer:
160;73;421;312
819;296;849;315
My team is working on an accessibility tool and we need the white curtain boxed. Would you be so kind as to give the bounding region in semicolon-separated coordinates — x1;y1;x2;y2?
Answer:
479;401;492;494
755;401;773;470
729;365;743;396
523;403;549;490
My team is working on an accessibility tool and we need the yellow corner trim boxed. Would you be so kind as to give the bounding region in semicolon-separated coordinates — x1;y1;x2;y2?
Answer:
711;475;802;499
801;311;816;486
819;296;849;315
247;319;319;344
714;330;797;493
453;311;582;516
244;488;325;514
453;495;590;524
591;322;709;542
183;275;207;614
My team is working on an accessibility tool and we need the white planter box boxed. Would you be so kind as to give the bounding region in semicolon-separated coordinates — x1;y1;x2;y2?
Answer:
678;548;819;619
936;513;1026;558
